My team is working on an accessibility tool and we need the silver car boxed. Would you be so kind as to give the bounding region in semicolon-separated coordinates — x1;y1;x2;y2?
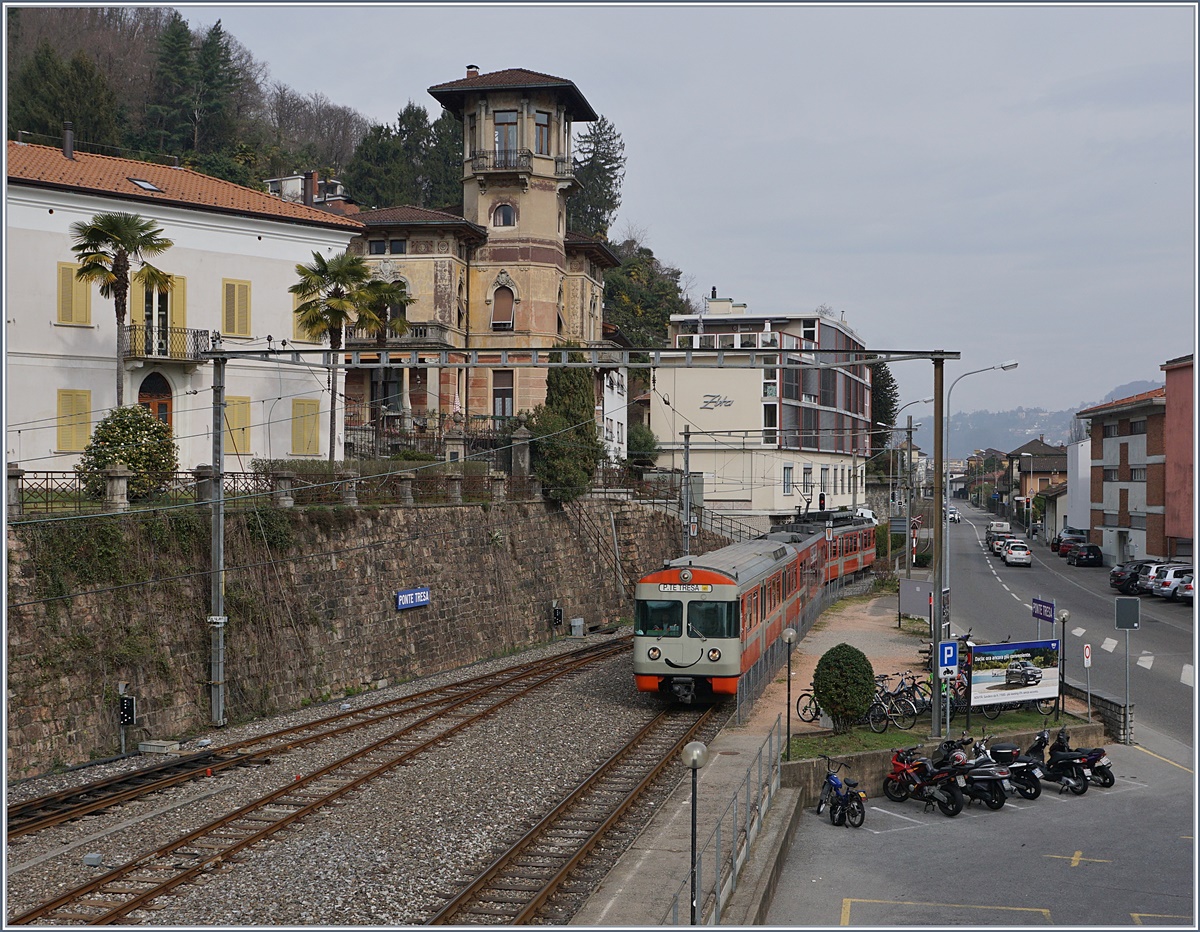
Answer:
1150;565;1194;599
1002;541;1033;567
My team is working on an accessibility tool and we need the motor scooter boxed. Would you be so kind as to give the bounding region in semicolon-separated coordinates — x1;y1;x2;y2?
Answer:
1024;725;1090;794
941;734;1012;809
1051;724;1115;787
971;732;1042;800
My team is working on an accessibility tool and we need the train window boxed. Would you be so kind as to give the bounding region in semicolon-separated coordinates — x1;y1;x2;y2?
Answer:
687;601;739;639
634;600;682;637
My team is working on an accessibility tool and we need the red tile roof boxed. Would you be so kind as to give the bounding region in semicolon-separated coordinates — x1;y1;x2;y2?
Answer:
355;204;488;244
1077;387;1166;418
7;142;364;232
428;68;597;121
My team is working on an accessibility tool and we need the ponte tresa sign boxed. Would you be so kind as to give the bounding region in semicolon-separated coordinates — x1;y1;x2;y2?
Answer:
395;587;431;611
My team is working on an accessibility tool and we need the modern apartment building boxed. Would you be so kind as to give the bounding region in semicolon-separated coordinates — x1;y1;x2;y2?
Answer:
649;293;872;529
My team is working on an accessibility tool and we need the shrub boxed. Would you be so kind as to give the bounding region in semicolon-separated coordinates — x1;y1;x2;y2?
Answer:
76;405;178;500
812;642;875;734
626;422;659;466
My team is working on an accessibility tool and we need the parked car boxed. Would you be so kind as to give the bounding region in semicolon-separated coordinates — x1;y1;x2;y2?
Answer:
1002;541;1033;567
1109;561;1153;594
1150;565;1194;599
1057;535;1087;557
1005;659;1043;686
1066;543;1104;567
1136;562;1185;594
1180;575;1194;603
1051;525;1088;548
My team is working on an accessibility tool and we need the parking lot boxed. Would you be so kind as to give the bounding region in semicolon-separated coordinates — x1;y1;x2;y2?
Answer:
766;740;1194;926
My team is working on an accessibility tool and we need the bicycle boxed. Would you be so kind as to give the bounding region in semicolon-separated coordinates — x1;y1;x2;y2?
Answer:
868;674;919;733
815;754;866;827
795;685;822;723
891;670;932;713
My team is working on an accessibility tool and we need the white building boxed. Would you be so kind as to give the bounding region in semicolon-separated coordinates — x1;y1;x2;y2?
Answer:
6;137;364;473
650;292;872;530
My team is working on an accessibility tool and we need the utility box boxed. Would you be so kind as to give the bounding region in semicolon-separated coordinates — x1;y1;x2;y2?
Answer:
570;617;585;638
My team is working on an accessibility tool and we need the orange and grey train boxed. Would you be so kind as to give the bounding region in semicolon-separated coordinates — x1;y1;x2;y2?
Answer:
633;513;876;703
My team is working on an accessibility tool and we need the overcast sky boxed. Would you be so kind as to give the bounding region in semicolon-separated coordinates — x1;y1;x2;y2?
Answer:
188;2;1196;417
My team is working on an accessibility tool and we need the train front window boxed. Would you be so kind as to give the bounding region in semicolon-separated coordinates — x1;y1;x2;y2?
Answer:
687;600;739;639
635;600;682;637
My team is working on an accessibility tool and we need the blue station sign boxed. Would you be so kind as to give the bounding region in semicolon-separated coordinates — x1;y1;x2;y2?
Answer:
395;587;431;611
1032;598;1056;623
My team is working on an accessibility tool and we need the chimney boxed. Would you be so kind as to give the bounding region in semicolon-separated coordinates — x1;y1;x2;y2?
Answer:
63;122;75;160
303;170;318;207
466;64;479;78
711;286;717;299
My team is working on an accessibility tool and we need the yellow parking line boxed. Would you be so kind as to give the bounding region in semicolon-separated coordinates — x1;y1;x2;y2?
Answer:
1130;744;1194;773
1132;913;1193;925
1045;850;1111;867
841;899;1052;925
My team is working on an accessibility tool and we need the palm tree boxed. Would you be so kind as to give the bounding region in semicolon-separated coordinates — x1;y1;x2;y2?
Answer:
355;279;414;457
70;212;174;406
289;251;371;462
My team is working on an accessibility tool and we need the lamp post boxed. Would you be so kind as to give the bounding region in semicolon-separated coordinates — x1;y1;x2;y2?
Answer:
681;741;710;925
942;361;1019;586
1056;609;1070;722
783;627;797;760
888;398;933;518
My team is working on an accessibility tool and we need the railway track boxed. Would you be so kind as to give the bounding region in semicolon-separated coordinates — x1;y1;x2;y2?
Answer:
8;640;631;926
428;706;715;925
7;638;630;841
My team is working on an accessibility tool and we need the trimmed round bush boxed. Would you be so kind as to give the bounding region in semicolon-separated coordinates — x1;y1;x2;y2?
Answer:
76;404;178;501
812;642;876;734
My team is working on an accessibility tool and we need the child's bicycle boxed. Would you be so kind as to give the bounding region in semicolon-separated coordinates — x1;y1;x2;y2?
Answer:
815;754;867;827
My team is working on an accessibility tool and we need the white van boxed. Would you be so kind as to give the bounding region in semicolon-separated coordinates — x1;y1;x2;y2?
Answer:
985;521;1011;544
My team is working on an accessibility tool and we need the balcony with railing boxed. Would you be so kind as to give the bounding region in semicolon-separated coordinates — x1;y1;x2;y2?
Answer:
470;148;532;174
120;325;211;363
344;321;455;348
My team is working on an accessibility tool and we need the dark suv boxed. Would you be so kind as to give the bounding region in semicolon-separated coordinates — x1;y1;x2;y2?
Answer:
1006;660;1043;687
1067;544;1104;567
1110;561;1152;594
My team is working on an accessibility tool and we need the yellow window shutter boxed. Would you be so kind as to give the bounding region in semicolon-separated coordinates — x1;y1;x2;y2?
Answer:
57;390;91;451
224;281;237;333
237;281;250;335
293;292;316;342
169;276;186;329
292;399;320;455
58;263;91;325
224;396;251;457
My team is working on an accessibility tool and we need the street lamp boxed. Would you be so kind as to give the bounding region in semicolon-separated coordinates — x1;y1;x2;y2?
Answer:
681;741;710;925
889;398;933;517
1056;609;1070;723
783;627;797;760
942;361;1018;583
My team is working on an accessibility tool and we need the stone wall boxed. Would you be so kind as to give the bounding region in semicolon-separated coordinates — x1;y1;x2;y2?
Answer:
6;499;728;776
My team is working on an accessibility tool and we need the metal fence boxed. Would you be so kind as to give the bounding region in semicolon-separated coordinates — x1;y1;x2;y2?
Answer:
661;715;784;925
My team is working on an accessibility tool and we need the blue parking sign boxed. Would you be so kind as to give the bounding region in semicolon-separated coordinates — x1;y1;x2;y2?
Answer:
939;640;958;673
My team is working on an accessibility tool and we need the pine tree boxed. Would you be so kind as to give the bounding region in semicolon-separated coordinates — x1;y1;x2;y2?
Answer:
568;115;625;237
424;108;463;209
869;359;900;459
602;237;693;347
341;102;431;209
190;20;238;153
7;41;122;149
142;11;195;154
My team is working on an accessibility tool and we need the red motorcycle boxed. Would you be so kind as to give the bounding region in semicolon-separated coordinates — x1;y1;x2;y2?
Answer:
882;743;966;817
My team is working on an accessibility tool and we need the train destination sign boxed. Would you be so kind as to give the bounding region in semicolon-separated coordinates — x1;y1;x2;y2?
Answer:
658;584;713;592
395;587;431;610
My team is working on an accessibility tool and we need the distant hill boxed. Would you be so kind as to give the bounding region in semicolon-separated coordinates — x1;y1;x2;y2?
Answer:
913;380;1165;459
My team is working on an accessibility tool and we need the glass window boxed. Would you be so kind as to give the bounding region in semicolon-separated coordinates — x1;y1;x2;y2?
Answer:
762;403;777;445
1129;419;1147;435
535;111;550;155
491;286;515;329
494;204;515;227
783;465;794;495
635;599;682;637
369;240;386;255
1103;468;1119;481
492;369;514;419
494;111;517;154
1131;467;1147;481
1103;423;1118;438
689;600;739;639
389;239;406;254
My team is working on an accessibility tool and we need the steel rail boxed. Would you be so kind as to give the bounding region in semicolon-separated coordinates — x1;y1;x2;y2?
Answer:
428;707;714;925
8;642;629;926
8;638;630;840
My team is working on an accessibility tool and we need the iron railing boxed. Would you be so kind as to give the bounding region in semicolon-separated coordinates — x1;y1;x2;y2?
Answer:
120;325;210;362
343;321;454;346
470;148;532;172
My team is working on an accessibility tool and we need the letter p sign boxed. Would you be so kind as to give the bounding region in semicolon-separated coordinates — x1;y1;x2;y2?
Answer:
939;640;958;677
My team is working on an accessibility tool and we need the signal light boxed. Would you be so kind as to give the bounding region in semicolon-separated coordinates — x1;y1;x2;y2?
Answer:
818;493;826;510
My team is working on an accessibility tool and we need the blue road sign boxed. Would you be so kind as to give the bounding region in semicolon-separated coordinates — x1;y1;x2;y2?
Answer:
1032;598;1056;622
395;587;431;611
939;640;958;673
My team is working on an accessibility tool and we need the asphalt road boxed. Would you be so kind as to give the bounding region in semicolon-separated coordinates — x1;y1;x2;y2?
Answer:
946;501;1194;751
766;740;1195;927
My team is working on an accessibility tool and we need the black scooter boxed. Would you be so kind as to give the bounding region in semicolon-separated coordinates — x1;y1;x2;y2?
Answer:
972;732;1042;800
938;734;1012;810
1025;725;1090;794
1051;725;1115;788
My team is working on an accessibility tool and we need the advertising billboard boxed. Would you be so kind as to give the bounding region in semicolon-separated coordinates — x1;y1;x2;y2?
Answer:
968;639;1060;707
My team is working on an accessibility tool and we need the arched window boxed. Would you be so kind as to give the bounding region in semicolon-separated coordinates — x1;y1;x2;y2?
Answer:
138;372;173;426
491;286;514;330
494;204;515;227
457;282;466;331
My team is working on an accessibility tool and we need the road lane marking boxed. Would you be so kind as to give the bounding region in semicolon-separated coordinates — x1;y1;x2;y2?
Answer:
1044;850;1112;867
1101;638;1118;652
841;899;1052;925
1002;584;1011;591
1071;626;1086;637
1182;664;1193;687
1137;653;1154;670
869;806;922;824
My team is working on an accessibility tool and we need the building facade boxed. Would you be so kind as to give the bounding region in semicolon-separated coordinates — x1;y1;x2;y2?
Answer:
6;137;363;472
649;294;872;529
1076;388;1167;563
1160;354;1194;561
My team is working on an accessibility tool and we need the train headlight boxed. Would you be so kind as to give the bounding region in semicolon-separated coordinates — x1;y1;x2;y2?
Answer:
707;648;722;662
679;568;693;583
647;647;662;661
